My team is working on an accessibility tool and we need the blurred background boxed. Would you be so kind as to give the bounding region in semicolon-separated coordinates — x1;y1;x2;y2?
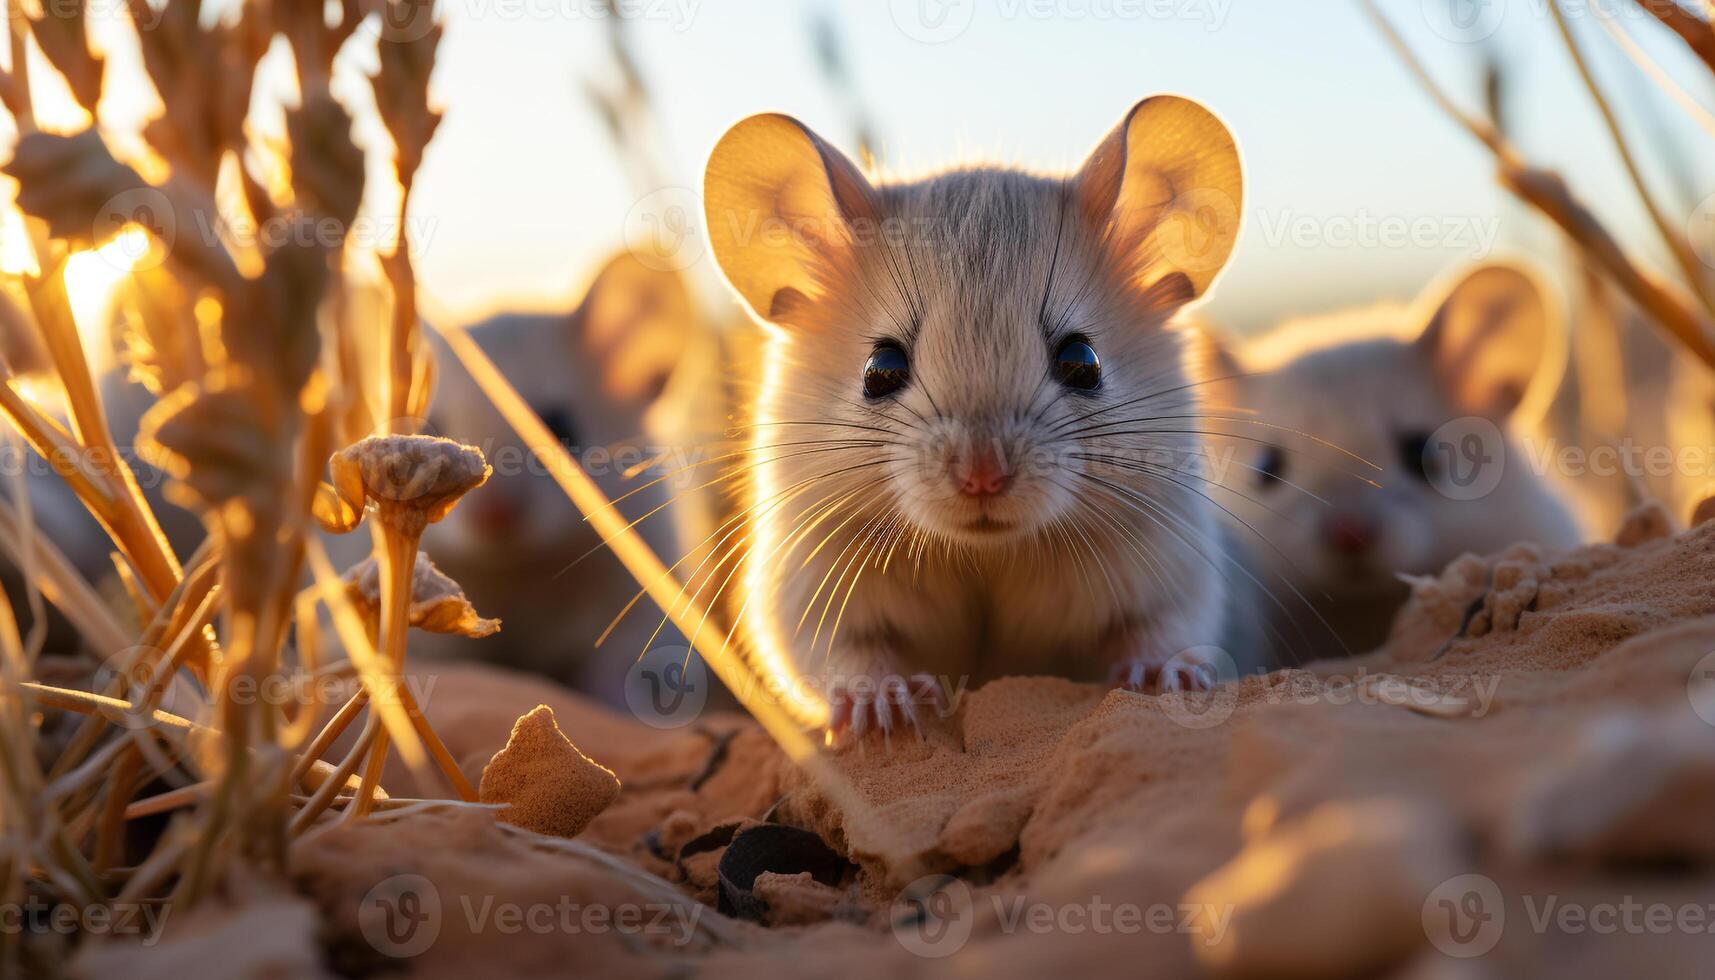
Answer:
6;0;1713;335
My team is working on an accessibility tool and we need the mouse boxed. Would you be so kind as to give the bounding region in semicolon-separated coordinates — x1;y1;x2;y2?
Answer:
701;96;1250;739
418;251;713;700
1205;261;1585;660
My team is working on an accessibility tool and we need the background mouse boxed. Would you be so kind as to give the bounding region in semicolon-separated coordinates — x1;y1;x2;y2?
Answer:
1207;262;1585;660
703;96;1252;739
418;251;716;701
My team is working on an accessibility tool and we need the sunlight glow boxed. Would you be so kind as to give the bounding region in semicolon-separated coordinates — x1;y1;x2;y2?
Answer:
62;229;152;375
0;210;39;277
747;326;832;729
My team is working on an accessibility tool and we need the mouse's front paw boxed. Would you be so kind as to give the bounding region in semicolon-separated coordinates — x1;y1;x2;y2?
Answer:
1109;647;1222;694
827;672;947;746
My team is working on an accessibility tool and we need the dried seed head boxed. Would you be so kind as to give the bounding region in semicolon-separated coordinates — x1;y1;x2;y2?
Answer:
28;0;105;114
330;434;490;536
279;0;364;89
131;0;270;186
286;90;365;230
371;0;443;190
342;551;500;638
2;130;148;245
139;385;274;512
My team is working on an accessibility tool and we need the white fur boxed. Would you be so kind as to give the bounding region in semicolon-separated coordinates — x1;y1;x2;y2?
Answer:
707;101;1250;727
1212;264;1584;658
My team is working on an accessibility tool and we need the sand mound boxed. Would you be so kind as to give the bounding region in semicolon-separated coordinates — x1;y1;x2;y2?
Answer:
243;511;1715;976
479;705;621;838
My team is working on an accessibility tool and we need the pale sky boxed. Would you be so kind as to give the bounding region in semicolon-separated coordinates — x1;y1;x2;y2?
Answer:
7;0;1715;335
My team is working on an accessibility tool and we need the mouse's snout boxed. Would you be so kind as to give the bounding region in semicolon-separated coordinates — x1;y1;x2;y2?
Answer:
954;446;1013;499
1322;510;1380;558
897;422;1070;543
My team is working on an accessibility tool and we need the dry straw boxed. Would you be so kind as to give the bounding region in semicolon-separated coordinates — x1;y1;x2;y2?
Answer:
1362;0;1715;372
0;1;865;968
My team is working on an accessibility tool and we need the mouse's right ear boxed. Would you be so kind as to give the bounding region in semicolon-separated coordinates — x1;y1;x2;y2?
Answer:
703;114;877;324
1074;96;1244;303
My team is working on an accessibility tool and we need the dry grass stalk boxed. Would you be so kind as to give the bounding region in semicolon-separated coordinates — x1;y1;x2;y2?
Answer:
428;320;879;824
370;0;441;427
0;0;486;959
1363;0;1715;372
1545;1;1715;323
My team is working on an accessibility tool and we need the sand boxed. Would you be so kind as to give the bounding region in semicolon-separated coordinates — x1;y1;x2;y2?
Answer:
478;705;621;838
79;507;1715;977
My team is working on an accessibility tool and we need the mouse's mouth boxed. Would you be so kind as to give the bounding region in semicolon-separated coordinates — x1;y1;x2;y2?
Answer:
964;515;1016;534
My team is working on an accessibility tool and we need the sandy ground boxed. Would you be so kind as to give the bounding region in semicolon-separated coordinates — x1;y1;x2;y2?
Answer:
74;505;1715;978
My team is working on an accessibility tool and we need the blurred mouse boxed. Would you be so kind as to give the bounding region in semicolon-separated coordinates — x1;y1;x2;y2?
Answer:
1210;262;1584;660
420;252;714;701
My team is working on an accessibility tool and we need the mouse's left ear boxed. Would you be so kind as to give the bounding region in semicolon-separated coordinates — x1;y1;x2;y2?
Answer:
1074;96;1244;303
703;114;878;325
1414;262;1554;421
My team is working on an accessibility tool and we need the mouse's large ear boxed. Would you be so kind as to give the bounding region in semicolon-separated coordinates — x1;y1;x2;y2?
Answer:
1413;263;1553;420
573;251;696;406
1074;96;1244;303
703;113;877;324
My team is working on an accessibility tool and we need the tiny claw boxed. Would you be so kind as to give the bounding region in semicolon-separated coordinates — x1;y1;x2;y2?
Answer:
827;671;944;748
1109;657;1216;695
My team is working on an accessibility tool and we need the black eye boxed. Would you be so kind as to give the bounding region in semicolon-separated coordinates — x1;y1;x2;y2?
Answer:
1054;336;1101;391
863;343;910;399
1399;430;1435;483
539;407;578;448
1256;444;1287;489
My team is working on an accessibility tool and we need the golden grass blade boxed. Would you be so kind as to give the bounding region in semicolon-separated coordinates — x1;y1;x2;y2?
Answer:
1547;1;1715;320
426;318;874;818
1593;11;1715;138
1362;0;1715;371
303;536;429;775
0;498;131;656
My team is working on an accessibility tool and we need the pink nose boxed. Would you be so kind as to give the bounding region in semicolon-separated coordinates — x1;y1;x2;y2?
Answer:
957;450;1011;498
1325;512;1378;556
